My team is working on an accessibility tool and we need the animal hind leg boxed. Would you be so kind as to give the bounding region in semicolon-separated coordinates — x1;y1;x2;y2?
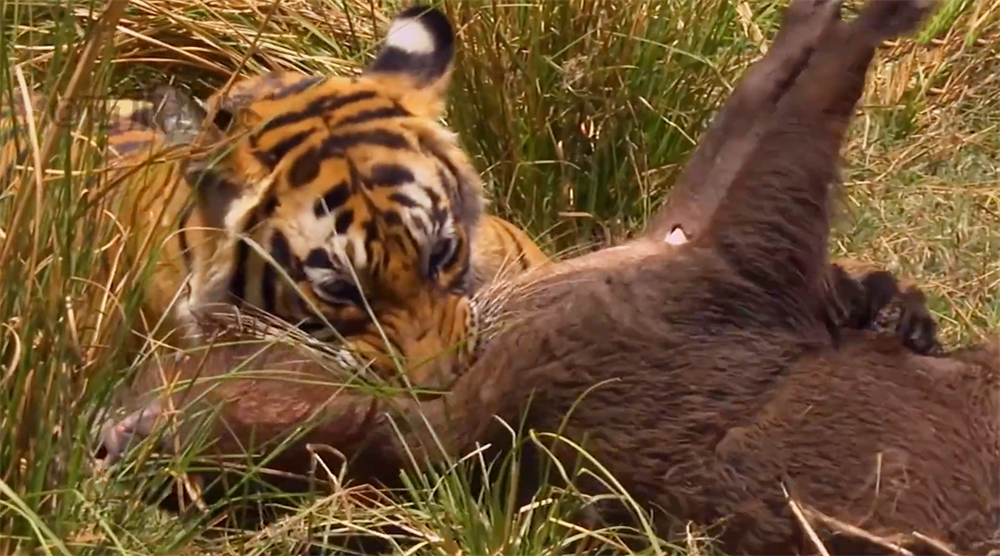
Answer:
697;0;939;322
648;0;845;242
641;0;939;354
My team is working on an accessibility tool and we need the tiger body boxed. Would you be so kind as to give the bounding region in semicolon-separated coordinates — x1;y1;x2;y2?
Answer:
1;5;550;387
0;93;204;353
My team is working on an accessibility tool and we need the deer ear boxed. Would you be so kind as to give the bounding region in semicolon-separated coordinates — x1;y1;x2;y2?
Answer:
144;85;206;145
139;85;244;231
363;5;456;113
146;85;236;146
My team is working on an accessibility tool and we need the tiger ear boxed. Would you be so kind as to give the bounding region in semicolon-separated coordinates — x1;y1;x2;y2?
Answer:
363;5;456;115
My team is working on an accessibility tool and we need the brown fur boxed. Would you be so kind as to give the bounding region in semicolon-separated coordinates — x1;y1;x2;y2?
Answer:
97;0;1000;553
639;0;938;354
99;279;998;555
645;0;833;243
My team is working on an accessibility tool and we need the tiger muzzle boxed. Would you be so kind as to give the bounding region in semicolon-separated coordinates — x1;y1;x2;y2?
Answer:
375;292;476;392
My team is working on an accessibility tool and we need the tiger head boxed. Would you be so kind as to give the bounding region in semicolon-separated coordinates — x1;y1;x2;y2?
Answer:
155;6;484;389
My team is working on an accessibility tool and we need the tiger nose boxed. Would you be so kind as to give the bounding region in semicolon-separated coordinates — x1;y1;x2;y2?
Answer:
384;294;473;390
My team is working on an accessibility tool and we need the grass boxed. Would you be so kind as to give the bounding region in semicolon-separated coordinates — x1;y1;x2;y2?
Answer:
0;0;996;554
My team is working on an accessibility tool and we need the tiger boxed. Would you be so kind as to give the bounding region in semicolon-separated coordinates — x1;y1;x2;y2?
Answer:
1;5;550;388
0;89;214;361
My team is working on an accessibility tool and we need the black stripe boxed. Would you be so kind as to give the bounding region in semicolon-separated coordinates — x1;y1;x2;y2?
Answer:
425;187;442;207
425;141;462;194
258;90;378;136
506;224;531;271
287;145;321;188
431;207;448;227
271;230;295;269
336;104;410;128
436;166;454;194
261;259;277;313
260;194;279;217
368;163;415;188
373;241;389;279
227;212;259;303
363;218;379;272
266;75;325;101
257;104;325;137
388;192;418;208
247;128;260;152
257;129;313;168
319;129;411;156
305;248;333;269
177;203;195;272
517;240;532;270
346;156;363;190
407;211;430;237
447;257;473;294
382;210;402;227
334;209;354;235
435;164;466;219
222;74;322;112
229;240;249;303
313;181;350;217
262;231;293;313
424;188;448;228
318;279;365;307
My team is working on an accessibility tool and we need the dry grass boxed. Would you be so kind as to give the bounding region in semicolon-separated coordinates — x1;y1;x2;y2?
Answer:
0;0;996;554
835;1;1000;345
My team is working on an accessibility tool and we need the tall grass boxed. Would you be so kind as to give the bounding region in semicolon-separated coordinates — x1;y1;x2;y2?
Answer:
0;2;146;553
0;0;995;553
442;0;758;253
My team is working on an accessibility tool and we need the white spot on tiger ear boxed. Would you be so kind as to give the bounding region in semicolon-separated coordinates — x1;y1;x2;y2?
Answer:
665;227;688;246
386;17;436;55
